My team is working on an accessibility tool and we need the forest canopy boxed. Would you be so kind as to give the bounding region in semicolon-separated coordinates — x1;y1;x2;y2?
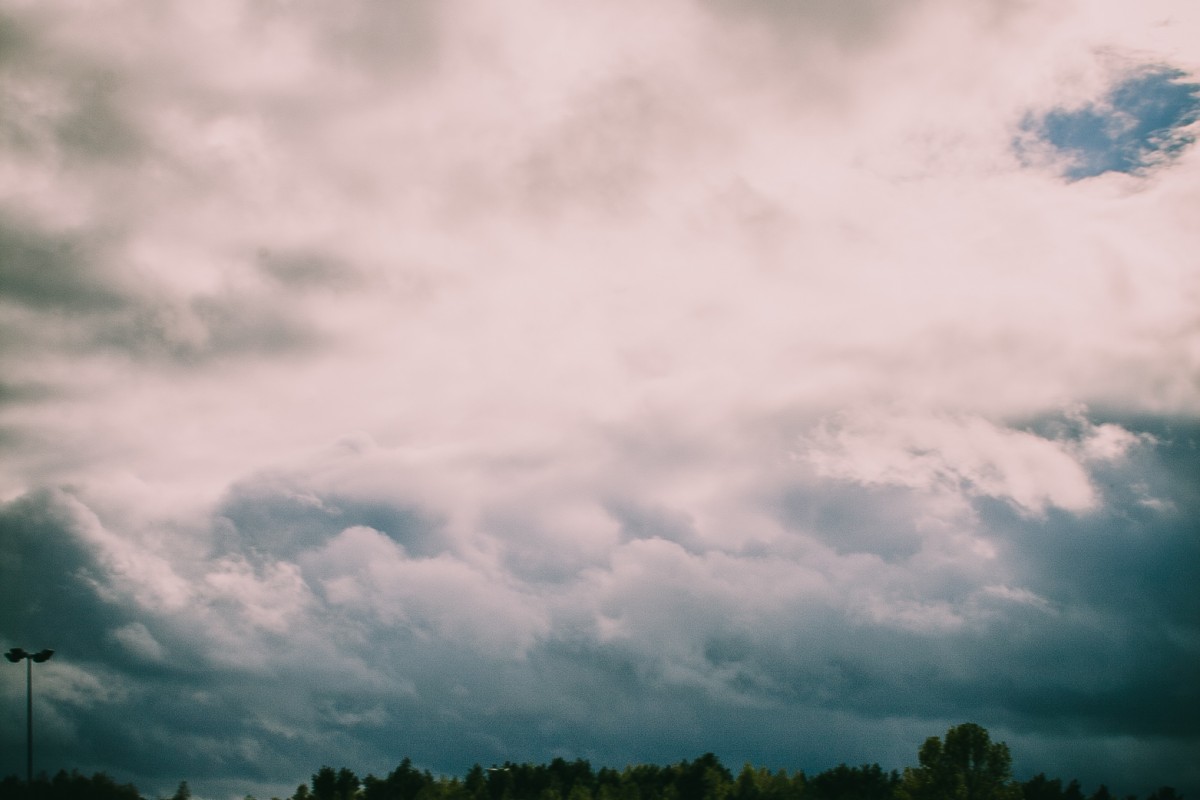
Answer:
2;724;1184;800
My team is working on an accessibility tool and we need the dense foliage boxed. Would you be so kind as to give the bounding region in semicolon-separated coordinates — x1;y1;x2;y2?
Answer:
1;725;1184;800
0;769;142;800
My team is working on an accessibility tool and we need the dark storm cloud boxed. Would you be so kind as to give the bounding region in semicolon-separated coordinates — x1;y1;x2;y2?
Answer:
0;492;262;787
3;413;1198;797
0;490;124;649
973;417;1200;737
783;413;1199;749
1;488;397;795
994;416;1199;625
0;491;225;682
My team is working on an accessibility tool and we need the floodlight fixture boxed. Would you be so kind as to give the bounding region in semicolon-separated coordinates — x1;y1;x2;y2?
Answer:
5;646;54;786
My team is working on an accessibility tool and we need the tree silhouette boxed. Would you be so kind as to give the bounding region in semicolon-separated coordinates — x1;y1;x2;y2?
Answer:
899;723;1020;800
809;763;898;800
313;767;339;800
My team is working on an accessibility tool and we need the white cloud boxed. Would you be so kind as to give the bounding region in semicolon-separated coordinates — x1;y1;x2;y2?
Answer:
802;410;1132;516
109;622;166;663
303;526;551;659
3;0;1198;519
1075;419;1146;463
201;556;314;635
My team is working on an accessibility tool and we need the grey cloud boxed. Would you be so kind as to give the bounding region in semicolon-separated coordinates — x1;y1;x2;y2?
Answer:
214;472;445;560
0;216;126;314
0;490;127;651
95;290;325;364
0;379;54;406
325;0;441;74
5;285;326;365
0;16;51;150
0;11;144;164
0;12;26;55
953;420;1200;738
4;414;1198;797
0;492;245;787
257;248;362;291
770;483;925;561
0;214;327;366
604;498;703;552
984;416;1200;625
108;622;165;663
53;71;144;164
259;0;443;78
0;491;229;682
698;0;920;47
516;76;696;218
0;489;409;795
484;509;608;586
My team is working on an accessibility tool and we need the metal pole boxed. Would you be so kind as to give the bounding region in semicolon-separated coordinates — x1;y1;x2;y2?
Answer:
26;655;33;787
6;648;51;796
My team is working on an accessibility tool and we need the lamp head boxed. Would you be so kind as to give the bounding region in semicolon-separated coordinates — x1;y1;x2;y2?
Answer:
32;649;54;663
4;648;27;663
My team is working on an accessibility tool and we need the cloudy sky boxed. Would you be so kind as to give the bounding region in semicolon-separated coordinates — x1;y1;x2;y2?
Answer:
2;1;1199;798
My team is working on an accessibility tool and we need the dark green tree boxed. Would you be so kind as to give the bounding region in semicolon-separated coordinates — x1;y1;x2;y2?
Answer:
898;723;1019;800
674;753;732;800
1147;789;1181;800
733;765;762;800
1022;774;1063;800
336;768;361;800
363;759;435;800
313;767;340;800
12;769;144;800
808;763;897;800
465;766;488;800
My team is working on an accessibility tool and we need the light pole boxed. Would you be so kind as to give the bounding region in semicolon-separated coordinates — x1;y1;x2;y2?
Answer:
5;648;54;788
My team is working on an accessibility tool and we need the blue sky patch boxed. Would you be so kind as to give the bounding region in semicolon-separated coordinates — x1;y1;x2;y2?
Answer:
1019;65;1200;179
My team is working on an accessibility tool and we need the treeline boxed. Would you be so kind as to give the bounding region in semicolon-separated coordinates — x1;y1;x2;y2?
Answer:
1;724;1185;800
278;724;1186;800
0;769;141;800
291;755;888;800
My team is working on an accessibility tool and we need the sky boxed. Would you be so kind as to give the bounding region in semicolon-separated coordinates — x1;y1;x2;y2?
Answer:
1;1;1199;799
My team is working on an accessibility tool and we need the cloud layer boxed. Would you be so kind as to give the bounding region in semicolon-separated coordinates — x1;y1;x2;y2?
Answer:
2;1;1199;799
